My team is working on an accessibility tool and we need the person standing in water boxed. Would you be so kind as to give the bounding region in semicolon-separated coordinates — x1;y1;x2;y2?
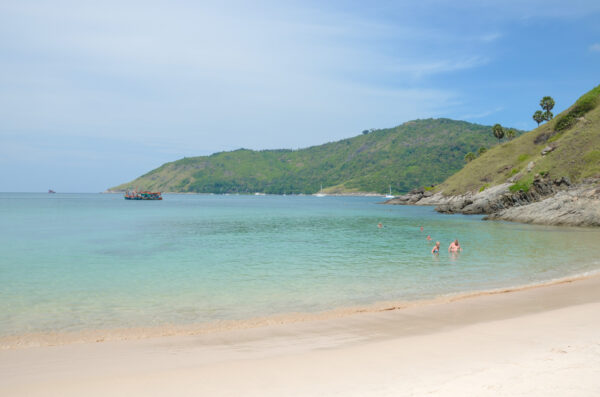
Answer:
448;239;462;252
431;241;440;254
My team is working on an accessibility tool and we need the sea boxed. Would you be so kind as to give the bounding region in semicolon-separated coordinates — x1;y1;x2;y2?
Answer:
1;193;600;342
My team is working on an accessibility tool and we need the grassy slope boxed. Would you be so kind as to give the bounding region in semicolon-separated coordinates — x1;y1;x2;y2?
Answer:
438;85;600;195
112;119;508;194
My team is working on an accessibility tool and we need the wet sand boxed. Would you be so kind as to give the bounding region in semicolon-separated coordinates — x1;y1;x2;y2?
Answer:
1;275;600;396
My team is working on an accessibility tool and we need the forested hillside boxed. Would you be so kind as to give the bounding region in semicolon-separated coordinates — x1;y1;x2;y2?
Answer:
111;118;510;194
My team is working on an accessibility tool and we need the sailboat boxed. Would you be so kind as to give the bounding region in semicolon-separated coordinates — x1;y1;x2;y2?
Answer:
385;185;394;199
314;184;326;197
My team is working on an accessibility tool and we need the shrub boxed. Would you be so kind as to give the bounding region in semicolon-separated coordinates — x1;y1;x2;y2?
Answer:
509;177;533;193
554;85;600;132
517;154;530;162
464;152;476;162
509;168;519;176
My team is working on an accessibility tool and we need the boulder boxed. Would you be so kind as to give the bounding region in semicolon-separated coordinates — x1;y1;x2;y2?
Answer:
541;145;556;156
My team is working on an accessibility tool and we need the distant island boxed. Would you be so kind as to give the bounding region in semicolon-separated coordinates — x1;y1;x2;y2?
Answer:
110;118;517;195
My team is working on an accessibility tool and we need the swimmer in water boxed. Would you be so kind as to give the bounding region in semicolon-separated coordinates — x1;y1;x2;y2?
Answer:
426;235;432;241
420;226;424;232
377;222;383;228
431;241;440;254
448;239;462;252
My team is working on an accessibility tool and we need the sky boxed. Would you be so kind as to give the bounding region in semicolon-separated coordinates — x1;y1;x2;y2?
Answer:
1;0;599;192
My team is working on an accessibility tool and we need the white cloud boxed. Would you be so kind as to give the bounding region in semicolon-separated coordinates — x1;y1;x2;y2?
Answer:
0;1;485;149
459;107;504;120
480;33;503;42
4;0;541;191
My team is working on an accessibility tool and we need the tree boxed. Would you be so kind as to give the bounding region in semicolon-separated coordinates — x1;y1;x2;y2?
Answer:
539;96;555;116
492;123;505;143
505;128;516;140
464;152;476;162
362;129;369;135
477;147;487;156
532;96;555;127
533;110;545;126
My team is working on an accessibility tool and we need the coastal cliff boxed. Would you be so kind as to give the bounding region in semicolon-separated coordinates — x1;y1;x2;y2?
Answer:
385;84;600;227
385;176;600;227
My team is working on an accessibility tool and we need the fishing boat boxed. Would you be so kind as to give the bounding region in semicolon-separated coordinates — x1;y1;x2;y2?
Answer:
124;190;162;200
48;189;56;194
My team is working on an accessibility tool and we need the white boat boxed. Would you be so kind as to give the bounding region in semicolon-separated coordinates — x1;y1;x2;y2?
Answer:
314;184;326;197
385;185;394;199
254;192;266;196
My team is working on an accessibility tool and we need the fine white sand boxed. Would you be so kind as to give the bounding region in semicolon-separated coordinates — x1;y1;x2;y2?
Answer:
1;275;600;396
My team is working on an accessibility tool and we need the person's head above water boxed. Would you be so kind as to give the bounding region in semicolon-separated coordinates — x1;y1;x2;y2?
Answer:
454;239;459;245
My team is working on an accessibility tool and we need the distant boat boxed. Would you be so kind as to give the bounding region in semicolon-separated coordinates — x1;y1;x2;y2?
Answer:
314;184;326;197
48;189;56;194
254;192;266;196
385;185;394;199
124;190;162;200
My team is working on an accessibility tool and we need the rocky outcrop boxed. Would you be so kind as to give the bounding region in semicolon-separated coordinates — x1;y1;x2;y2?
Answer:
384;176;599;227
384;187;437;205
485;183;600;227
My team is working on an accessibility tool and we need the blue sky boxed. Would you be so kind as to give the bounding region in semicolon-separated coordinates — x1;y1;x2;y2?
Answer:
1;0;599;192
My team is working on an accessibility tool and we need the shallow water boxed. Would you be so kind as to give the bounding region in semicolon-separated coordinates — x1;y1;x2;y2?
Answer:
1;193;599;336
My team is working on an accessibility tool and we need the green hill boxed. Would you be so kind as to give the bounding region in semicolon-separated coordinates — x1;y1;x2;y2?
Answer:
438;84;600;196
111;118;515;195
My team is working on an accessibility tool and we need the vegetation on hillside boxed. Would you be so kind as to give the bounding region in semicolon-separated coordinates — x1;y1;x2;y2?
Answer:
112;119;513;195
438;85;600;196
532;96;555;126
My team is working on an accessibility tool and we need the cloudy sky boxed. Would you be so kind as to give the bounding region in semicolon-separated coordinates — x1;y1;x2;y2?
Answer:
1;0;599;192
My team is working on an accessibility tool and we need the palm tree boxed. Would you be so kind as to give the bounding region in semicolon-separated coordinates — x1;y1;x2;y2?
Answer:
540;96;555;117
505;128;516;140
533;110;545;126
492;124;505;143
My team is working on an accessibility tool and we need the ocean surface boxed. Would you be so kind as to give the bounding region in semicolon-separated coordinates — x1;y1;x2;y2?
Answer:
1;193;600;338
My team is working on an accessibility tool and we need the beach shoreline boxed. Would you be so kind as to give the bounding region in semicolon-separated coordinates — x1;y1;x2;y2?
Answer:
2;269;599;350
0;270;600;351
2;272;600;396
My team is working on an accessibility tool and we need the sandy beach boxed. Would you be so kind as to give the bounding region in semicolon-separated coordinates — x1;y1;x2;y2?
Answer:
1;275;599;396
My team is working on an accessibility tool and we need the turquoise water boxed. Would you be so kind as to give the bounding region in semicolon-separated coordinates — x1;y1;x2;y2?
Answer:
1;193;600;337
